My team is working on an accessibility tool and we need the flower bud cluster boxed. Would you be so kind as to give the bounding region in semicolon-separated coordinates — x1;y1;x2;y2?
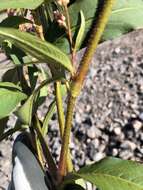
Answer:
54;10;67;28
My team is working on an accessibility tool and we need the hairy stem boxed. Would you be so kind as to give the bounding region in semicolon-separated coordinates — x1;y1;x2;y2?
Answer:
71;0;116;97
58;0;116;180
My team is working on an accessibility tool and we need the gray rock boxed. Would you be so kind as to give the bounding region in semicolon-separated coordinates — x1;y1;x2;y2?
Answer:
133;120;143;132
139;112;143;121
93;152;105;162
87;127;101;139
114;127;121;136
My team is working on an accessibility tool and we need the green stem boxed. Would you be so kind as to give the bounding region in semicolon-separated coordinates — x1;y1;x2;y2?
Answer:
55;81;73;173
58;96;76;178
71;0;116;97
36;138;44;168
34;116;57;178
58;0;116;180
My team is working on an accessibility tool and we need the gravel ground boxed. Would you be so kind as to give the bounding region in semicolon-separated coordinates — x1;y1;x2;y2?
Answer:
0;29;143;189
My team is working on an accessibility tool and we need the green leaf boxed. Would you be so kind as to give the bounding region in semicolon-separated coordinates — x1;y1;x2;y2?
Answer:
102;0;143;40
0;82;27;119
0;28;74;74
42;100;56;136
16;77;61;126
0;82;21;90
73;157;143;190
74;10;85;52
16;95;34;126
0;0;44;10
53;0;143;53
0;16;32;28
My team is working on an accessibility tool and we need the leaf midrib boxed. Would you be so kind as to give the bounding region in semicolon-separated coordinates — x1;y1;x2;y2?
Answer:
112;7;143;14
0;31;63;61
77;172;143;189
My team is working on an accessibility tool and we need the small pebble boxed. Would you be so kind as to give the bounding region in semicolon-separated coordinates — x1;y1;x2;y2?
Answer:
87;126;96;139
133;120;142;132
93;152;105;162
114;127;121;135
